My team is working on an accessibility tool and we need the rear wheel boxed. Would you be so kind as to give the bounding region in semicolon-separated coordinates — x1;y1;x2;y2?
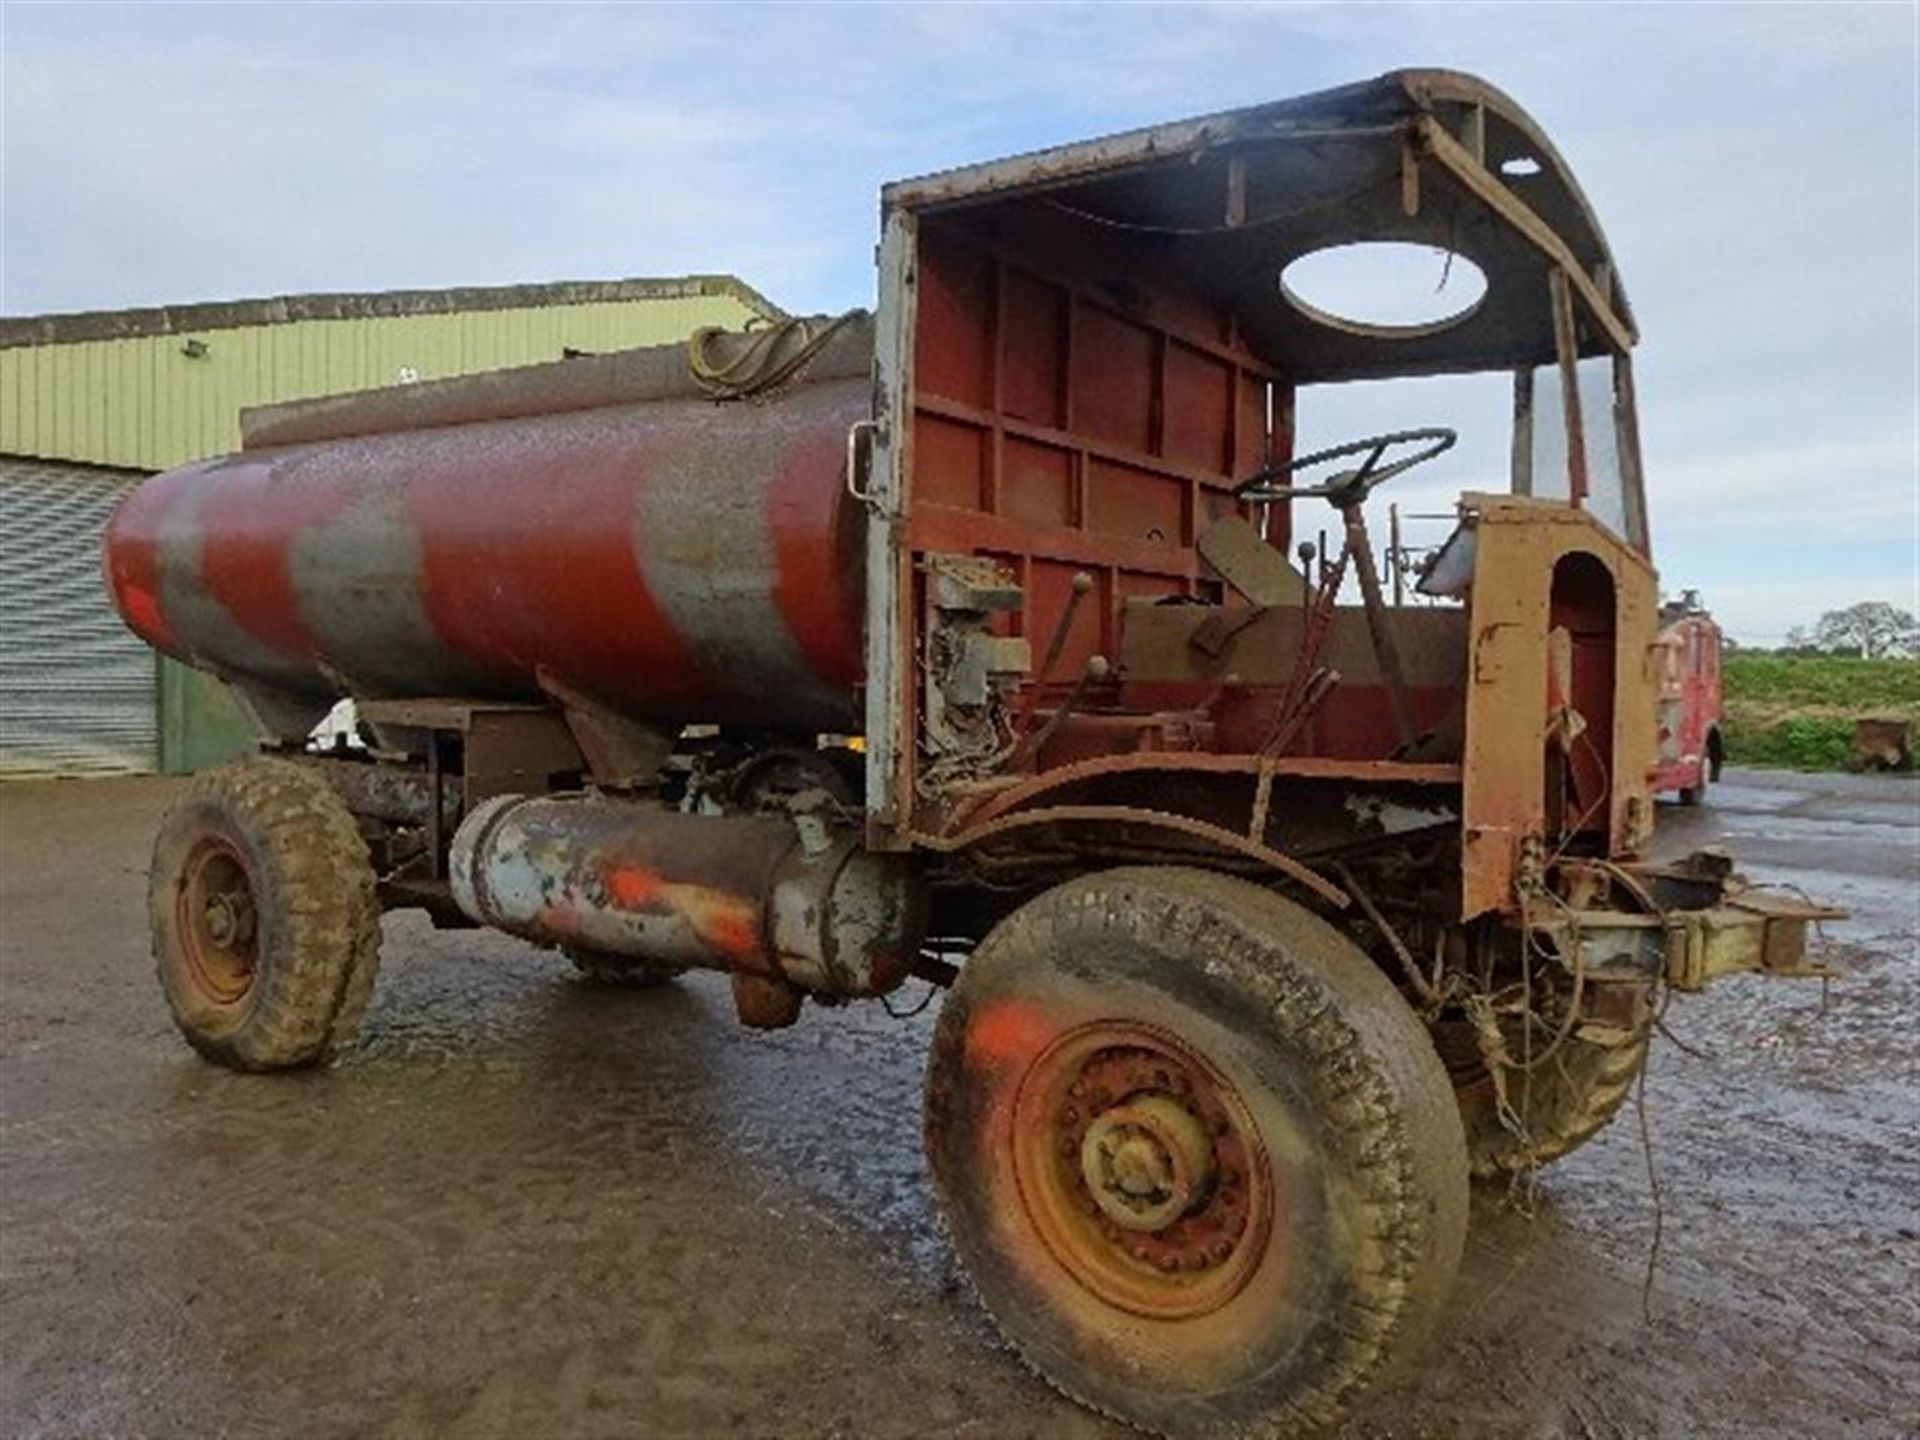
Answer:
150;758;381;1071
925;867;1468;1438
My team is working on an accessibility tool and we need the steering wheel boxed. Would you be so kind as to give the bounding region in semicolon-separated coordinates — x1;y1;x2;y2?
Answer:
1235;427;1456;507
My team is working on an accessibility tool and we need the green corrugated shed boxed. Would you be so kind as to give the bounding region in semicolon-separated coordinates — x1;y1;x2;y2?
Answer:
0;275;778;471
0;275;782;775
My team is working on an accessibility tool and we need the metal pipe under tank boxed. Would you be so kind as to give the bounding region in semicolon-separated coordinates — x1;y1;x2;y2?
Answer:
449;794;924;1027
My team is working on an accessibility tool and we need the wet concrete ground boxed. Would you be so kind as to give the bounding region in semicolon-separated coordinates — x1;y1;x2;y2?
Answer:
2;768;1914;1438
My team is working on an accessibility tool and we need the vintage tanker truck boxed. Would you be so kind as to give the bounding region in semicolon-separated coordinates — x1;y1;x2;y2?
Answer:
105;70;1836;1438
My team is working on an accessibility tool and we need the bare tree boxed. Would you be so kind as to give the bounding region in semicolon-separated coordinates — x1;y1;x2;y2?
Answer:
1811;601;1919;658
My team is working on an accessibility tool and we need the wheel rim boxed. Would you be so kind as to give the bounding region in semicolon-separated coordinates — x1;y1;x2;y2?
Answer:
1009;1021;1274;1320
176;836;259;1005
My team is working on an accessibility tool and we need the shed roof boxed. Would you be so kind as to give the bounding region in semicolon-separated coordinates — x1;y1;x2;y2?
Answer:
0;274;784;350
0;274;783;471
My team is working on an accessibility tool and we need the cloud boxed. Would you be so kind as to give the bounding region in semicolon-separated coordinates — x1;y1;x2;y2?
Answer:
2;2;1913;643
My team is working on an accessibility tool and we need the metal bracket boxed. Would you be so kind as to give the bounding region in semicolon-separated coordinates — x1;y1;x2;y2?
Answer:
534;669;672;790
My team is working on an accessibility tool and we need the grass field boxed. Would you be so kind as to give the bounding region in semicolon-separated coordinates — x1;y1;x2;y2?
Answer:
1722;655;1920;769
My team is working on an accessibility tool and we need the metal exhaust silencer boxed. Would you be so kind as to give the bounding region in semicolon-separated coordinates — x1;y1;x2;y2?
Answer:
449;794;923;1018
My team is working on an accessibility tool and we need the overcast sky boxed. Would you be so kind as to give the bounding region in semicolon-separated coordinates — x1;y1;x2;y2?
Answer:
4;2;1914;644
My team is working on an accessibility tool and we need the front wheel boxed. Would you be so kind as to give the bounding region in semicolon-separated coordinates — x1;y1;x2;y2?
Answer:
925;868;1468;1438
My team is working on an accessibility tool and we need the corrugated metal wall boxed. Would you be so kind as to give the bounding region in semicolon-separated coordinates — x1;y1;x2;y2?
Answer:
0;456;156;775
0;290;763;472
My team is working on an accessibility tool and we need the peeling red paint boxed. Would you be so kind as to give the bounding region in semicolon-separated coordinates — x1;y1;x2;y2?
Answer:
101;501;177;655
408;413;716;717
194;456;327;662
965;999;1057;1070
767;413;864;691
115;577;171;653
605;864;665;910
603;862;760;963
701;906;760;963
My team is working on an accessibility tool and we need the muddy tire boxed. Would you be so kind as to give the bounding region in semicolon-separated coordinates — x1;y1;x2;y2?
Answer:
150;757;381;1071
565;948;682;989
1450;1017;1652;1178
925;867;1468;1438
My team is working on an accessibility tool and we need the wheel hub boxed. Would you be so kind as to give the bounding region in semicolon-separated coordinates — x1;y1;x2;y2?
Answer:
203;890;255;950
1011;1025;1274;1318
178;838;259;1005
1079;1094;1214;1231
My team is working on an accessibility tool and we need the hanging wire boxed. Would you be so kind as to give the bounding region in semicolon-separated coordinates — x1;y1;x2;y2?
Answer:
1636;985;1672;1323
882;975;942;1020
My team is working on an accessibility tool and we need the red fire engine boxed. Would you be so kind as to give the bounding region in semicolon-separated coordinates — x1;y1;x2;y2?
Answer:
1655;590;1725;803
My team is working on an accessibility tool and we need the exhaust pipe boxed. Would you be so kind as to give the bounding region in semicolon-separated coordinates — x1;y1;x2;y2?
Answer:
449;793;923;1026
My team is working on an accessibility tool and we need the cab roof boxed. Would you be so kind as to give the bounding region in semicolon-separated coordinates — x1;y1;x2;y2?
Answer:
884;69;1633;383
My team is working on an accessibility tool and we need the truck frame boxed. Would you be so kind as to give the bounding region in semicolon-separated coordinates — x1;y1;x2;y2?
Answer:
107;70;1837;1438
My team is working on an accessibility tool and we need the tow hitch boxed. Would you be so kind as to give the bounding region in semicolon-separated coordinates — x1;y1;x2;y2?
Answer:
1531;849;1846;991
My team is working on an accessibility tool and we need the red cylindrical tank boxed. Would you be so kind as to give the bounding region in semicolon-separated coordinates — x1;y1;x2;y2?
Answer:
104;376;869;735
